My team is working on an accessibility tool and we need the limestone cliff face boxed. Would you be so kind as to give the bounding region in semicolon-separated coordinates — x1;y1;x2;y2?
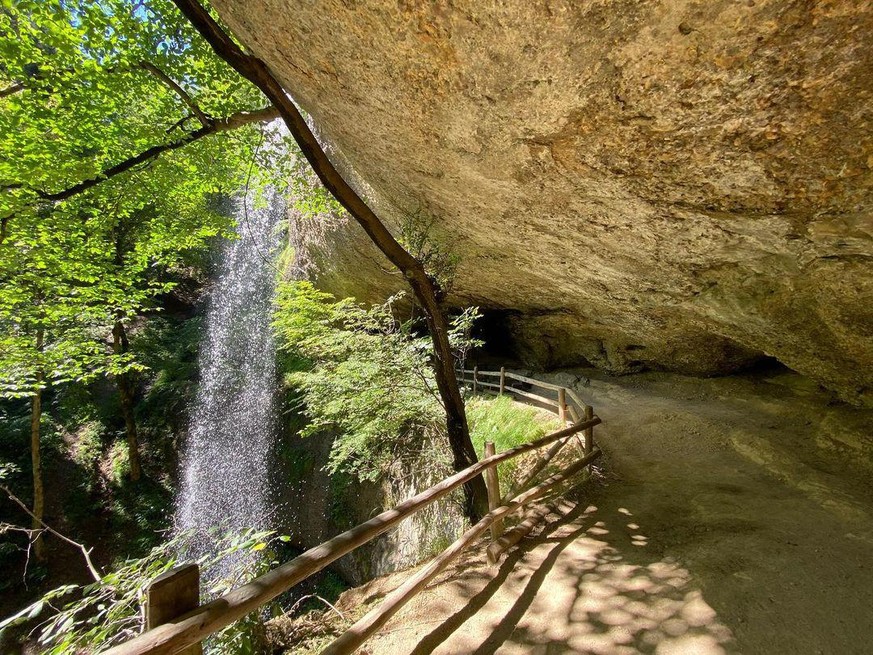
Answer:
215;0;873;404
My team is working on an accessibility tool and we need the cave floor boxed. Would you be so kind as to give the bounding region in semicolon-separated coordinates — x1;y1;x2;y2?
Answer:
346;369;873;655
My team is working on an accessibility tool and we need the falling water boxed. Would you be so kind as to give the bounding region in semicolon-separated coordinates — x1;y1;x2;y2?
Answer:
175;189;283;571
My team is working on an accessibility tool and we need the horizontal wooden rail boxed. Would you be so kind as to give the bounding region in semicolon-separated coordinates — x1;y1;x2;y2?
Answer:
461;369;565;391
501;385;560;408
459;367;594;463
565;388;588;414
503;372;565;392
460;371;581;412
103;417;600;655
503;433;571;503
460;369;587;410
321;448;603;655
462;368;502;378
473;380;503;392
486;505;550;564
463;378;562;411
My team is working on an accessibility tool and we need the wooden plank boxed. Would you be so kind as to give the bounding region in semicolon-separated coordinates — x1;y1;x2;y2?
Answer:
320;448;603;655
146;564;202;655
565;405;586;454
472;380;502;392
473;365;478;395
461;369;501;377
567;404;580;423
462;379;566;414
103;417;600;655
499;367;505;395
460;371;540;400
558;387;567;423
484;442;503;541
565;389;588;415
502;434;572;503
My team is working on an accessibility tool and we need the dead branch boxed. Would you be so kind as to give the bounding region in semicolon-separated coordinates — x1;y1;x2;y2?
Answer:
1;483;102;582
0;81;25;98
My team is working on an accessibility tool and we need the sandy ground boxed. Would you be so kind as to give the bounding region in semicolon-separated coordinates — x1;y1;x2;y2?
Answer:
341;368;873;655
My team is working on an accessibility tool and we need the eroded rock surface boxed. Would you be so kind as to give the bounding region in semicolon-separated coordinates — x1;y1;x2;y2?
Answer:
215;0;873;404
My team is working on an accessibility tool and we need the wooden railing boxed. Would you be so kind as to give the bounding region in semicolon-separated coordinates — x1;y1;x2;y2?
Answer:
460;366;595;451
104;370;600;655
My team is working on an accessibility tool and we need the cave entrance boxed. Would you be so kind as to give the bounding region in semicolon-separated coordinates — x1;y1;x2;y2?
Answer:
468;308;523;366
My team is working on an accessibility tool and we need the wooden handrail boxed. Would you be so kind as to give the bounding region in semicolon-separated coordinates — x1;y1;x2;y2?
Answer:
103;417;600;655
460;369;564;392
459;369;588;416
460;366;594;493
461;368;501;377
316;369;601;654
321;448;603;655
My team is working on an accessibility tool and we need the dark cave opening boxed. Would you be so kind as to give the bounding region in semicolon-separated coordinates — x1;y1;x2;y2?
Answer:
468;308;523;365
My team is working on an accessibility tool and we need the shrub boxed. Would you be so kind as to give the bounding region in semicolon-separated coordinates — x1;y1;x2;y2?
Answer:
272;281;480;482
0;529;287;655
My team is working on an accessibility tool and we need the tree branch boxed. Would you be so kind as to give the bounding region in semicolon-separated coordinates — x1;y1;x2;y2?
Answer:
38;106;277;203
1;483;102;582
0;81;25;98
0;105;279;244
170;0;489;518
139;61;210;127
165;113;196;134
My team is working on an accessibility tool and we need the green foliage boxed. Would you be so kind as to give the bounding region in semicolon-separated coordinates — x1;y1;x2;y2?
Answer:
70;420;104;490
0;0;292;399
286;157;343;220
398;209;460;293
0;528;285;654
272;281;481;482
0;402;31;481
132;314;203;440
106;440;130;487
467;395;562;484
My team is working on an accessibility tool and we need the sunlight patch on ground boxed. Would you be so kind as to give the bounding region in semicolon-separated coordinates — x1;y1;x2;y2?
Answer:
366;501;733;655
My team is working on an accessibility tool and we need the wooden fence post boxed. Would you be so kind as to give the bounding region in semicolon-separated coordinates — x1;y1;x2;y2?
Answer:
499;367;505;395
146;563;202;655
473;365;478;395
483;442;503;541
584;405;594;455
558;387;567;423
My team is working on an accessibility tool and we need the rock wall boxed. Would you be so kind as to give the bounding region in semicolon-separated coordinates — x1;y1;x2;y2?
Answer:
216;0;873;405
273;423;464;585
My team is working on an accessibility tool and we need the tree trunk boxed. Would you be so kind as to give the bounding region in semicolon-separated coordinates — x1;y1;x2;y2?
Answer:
171;0;489;519
113;320;142;482
30;329;45;561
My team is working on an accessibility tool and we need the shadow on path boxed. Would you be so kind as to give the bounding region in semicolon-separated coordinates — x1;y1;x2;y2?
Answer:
390;497;733;655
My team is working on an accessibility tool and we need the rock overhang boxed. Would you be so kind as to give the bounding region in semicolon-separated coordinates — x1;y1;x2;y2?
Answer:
213;0;873;405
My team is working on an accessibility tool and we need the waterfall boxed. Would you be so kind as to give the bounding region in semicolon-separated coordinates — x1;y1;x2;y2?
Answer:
175;188;283;571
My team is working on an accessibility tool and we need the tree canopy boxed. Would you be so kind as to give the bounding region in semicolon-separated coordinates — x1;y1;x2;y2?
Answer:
0;0;283;396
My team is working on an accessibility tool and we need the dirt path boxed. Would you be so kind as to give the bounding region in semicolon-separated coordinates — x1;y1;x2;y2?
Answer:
353;368;873;654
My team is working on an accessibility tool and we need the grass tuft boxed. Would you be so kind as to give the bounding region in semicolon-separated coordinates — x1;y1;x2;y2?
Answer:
467;394;562;485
